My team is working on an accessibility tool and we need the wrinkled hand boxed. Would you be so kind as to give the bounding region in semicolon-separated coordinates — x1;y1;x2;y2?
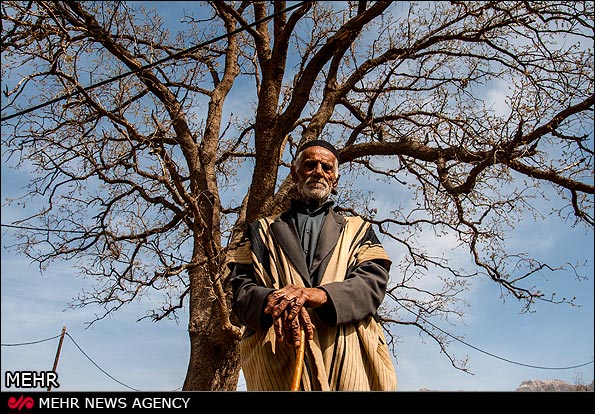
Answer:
272;307;313;348
264;284;328;347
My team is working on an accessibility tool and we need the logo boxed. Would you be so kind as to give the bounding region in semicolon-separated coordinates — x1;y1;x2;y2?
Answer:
7;395;34;413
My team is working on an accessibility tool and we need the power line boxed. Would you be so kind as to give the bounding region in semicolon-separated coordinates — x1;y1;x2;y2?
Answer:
1;331;182;391
1;333;62;346
64;332;142;392
395;298;595;370
1;223;87;234
1;1;310;122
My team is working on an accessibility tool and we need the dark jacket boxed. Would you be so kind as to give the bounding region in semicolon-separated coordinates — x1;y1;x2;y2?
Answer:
229;206;391;330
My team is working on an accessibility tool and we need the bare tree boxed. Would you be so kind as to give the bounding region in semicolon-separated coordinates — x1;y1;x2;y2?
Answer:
1;1;592;390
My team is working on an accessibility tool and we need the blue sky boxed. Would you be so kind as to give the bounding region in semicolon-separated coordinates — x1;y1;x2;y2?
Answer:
1;1;593;392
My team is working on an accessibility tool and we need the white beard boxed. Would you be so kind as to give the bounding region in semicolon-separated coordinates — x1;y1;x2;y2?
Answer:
299;178;331;200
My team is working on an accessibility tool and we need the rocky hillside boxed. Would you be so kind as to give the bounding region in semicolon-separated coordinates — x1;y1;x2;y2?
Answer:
515;379;594;392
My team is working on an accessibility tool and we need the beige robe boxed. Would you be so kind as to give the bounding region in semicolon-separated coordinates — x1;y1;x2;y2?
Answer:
230;210;397;391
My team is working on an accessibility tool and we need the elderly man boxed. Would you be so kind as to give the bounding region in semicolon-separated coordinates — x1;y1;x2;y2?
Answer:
229;140;397;391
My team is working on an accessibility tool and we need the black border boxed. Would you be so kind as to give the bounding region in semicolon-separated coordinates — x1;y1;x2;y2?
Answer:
2;391;594;412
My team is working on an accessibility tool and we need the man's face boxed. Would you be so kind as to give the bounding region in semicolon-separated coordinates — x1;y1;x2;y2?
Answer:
291;146;339;202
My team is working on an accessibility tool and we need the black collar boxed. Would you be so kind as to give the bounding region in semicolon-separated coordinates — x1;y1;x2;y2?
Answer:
291;198;334;216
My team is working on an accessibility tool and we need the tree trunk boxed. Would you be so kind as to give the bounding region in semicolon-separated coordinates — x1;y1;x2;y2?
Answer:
182;261;241;390
183;320;241;391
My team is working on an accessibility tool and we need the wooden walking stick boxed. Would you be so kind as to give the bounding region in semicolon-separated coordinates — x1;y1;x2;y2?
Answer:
290;327;306;391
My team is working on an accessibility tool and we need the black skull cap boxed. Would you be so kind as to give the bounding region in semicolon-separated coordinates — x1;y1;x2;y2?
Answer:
295;139;340;162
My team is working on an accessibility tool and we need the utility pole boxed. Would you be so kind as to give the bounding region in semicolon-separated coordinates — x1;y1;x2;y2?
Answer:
48;326;67;392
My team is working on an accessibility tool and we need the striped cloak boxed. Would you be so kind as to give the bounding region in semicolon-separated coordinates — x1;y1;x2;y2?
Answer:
229;208;397;391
